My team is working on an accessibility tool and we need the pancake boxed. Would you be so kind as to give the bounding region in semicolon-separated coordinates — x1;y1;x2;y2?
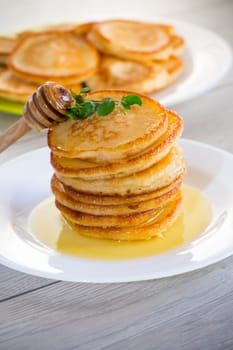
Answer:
8;32;99;84
66;191;183;240
73;22;95;36
86;55;183;94
57;145;186;196
51;173;181;215
159;55;183;82
171;35;185;56
86;55;171;93
88;20;174;61
48;90;168;161
0;68;82;102
52;173;184;205
56;199;166;227
51;110;183;179
0;68;38;102
0;36;17;64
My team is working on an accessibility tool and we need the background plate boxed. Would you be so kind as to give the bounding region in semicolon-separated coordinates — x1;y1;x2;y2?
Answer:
0;17;232;115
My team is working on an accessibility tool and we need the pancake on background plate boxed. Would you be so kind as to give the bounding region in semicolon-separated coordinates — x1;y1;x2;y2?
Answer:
0;68;38;102
87;20;182;61
87;55;183;94
8;32;99;84
0;67;81;102
0;36;17;65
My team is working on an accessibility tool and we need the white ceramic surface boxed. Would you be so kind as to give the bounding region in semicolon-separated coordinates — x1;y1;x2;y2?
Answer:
0;139;233;283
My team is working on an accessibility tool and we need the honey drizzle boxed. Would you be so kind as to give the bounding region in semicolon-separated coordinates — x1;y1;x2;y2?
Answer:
28;185;212;260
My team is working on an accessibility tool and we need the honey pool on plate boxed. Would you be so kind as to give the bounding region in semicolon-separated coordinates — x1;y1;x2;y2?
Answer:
28;185;212;260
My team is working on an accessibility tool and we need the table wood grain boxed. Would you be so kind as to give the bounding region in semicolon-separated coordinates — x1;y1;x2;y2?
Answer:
0;1;233;349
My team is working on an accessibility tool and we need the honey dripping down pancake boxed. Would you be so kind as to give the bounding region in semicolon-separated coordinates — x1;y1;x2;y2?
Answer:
47;88;186;241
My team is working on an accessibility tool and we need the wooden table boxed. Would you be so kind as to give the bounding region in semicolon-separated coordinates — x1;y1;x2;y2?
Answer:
0;1;233;349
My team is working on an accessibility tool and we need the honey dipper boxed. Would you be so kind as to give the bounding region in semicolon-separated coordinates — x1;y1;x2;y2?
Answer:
0;82;75;153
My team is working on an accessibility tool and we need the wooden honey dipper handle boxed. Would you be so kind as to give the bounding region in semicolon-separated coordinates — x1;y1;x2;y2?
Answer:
0;82;74;153
0;118;31;153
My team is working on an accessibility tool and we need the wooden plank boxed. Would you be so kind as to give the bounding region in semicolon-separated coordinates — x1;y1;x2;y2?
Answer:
0;257;233;350
0;265;57;301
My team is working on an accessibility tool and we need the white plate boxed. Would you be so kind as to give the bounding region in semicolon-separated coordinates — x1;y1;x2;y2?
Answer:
0;139;233;282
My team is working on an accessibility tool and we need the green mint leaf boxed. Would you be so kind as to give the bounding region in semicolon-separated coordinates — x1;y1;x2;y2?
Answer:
75;95;84;104
67;93;142;121
67;108;81;120
70;89;84;104
67;101;96;120
96;98;115;116
120;105;126;115
121;95;142;108
120;100;131;110
79;101;96;119
80;87;91;94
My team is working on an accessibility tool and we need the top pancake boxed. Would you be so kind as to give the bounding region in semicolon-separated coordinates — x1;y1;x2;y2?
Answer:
51;110;183;179
88;20;175;61
48;90;168;161
8;32;99;84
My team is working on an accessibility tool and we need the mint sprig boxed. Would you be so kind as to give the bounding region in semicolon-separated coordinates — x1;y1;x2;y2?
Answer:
67;88;142;120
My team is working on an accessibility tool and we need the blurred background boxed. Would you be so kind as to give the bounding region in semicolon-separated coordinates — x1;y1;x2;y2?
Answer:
0;0;231;35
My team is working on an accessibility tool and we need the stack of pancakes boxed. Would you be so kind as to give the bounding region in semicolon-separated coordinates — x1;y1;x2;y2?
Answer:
0;20;184;103
48;90;186;241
